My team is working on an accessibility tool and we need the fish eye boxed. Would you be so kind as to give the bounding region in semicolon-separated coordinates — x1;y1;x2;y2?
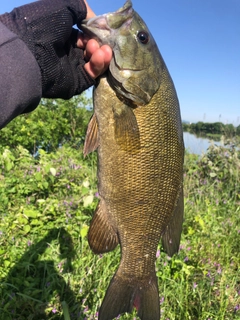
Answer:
137;31;149;44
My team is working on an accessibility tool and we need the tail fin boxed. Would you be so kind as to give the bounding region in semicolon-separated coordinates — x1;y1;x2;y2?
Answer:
99;269;160;320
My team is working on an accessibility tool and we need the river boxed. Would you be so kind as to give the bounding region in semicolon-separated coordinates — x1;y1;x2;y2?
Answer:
183;132;223;155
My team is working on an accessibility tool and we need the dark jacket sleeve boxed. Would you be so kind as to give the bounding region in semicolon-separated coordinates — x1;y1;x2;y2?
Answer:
0;21;42;129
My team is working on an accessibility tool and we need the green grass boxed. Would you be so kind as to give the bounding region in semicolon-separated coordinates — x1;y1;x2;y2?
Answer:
0;144;239;319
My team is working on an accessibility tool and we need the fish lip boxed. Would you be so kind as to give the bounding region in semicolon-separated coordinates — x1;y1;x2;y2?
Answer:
81;16;111;34
80;0;134;44
80;18;112;47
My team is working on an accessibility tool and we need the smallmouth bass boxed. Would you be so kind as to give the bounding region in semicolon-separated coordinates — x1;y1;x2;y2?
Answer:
81;1;184;319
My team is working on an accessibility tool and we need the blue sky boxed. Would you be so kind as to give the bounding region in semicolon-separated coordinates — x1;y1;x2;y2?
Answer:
1;1;239;125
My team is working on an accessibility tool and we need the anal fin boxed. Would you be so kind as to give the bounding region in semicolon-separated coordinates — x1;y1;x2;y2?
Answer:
88;200;119;254
161;185;184;257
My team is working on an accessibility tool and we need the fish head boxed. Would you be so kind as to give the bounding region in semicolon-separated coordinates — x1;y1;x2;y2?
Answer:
81;0;163;105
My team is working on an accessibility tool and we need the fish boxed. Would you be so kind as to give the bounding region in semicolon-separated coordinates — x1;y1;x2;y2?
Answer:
81;1;184;319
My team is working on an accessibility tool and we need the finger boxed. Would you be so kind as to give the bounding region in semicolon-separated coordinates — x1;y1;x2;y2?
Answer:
100;45;113;66
76;32;88;48
84;49;105;78
84;39;101;61
84;45;113;79
83;0;96;19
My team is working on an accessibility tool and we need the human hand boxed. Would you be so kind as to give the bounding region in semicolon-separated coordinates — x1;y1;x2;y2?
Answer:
78;37;113;79
80;0;112;79
0;0;112;99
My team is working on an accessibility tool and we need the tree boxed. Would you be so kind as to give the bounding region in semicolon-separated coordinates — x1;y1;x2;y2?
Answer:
224;124;235;138
236;125;240;136
211;122;223;134
0;93;93;154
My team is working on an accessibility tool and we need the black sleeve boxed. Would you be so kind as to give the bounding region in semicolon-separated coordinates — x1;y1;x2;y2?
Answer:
0;21;42;129
0;0;95;102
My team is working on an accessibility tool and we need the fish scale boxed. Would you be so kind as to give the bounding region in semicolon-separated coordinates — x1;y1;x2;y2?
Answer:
82;1;184;319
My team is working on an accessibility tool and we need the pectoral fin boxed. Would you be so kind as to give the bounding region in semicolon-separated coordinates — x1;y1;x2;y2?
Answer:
113;105;140;152
161;185;184;257
88;200;119;254
83;113;99;157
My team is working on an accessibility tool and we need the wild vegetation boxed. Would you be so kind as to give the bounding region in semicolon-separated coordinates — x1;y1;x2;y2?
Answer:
183;121;240;142
0;96;239;319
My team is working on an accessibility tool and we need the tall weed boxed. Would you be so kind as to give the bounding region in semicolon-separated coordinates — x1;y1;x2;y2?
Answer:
0;144;239;319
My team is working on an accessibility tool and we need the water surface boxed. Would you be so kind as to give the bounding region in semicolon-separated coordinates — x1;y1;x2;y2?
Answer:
183;132;222;155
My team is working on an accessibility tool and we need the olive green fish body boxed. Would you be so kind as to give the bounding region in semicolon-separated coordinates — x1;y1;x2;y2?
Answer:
82;1;184;319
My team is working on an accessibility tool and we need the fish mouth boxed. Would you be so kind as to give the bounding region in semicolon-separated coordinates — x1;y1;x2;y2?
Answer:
80;0;134;46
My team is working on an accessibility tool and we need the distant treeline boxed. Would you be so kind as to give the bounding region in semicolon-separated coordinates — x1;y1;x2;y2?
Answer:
182;121;240;138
